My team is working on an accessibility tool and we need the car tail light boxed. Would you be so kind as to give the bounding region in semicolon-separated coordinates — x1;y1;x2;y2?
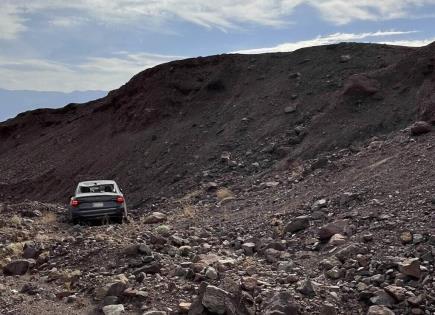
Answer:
70;199;79;207
116;196;124;204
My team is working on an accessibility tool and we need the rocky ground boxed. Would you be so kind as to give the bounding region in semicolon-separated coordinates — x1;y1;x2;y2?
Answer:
1;123;433;315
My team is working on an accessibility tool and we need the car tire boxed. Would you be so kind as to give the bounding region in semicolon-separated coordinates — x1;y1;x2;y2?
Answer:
114;215;124;224
68;210;79;225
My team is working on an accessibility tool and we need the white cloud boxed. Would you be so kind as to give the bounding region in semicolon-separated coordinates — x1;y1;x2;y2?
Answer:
380;38;435;46
234;30;424;54
1;0;435;39
310;0;435;25
49;16;88;28
1;31;432;92
0;5;27;39
0;52;182;92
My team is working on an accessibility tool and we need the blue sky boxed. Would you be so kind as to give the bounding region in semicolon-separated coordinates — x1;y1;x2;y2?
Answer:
1;0;435;92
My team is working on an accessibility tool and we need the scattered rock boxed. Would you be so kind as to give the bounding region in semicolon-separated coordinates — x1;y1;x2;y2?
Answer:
241;277;257;292
264;248;281;263
297;278;315;297
264;291;300;315
367;305;395;315
284;105;297;113
202;285;229;314
340;55;351;63
312;199;327;210
143;212;167;224
410;121;432;136
205;267;218;280
155;225;171;237
329;233;346;246
370;290;396;307
102;304;125;315
179;302;191;313
398;258;421;278
106;280;128;298
318;220;350;241
3;259;32;275
285;215;310;233
242;243;256;256
178;246;192;257
400;231;413;244
320;302;337;315
103;296;119;306
138;244;153;256
384;285;407;302
23;243;40;259
343;74;380;96
362;233;374;242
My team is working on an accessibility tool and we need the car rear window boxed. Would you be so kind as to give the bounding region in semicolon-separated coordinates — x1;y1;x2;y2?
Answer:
79;184;115;193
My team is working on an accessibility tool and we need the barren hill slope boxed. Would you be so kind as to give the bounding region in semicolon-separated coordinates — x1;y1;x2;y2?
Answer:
0;42;434;205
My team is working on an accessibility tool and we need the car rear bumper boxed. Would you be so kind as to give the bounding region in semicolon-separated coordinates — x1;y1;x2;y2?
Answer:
70;206;125;220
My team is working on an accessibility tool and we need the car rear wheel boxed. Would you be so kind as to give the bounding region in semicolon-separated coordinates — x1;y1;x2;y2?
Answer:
68;210;79;225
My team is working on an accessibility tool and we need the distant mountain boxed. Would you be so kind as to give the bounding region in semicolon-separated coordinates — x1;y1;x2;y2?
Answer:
0;89;107;122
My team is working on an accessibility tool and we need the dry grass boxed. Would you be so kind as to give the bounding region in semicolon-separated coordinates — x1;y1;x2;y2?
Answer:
10;215;22;226
176;189;202;203
182;204;197;218
40;212;57;224
170;189;204;220
216;188;234;201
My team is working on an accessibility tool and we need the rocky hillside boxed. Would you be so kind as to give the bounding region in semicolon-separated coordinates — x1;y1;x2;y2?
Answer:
0;42;434;315
1;42;434;205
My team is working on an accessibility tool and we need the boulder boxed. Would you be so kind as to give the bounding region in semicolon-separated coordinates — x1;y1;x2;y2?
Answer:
297;278;315;297
367;305;395;315
138;244;153;256
285;216;310;233
343;74;380;96
202;285;229;315
370;290;395;307
340;55;351;63
264;291;300;315
320;303;337;315
106;281;128;298
400;231;413;244
178;246;192;257
133;261;161;275
410;121;431;136
398;258;421;278
284;105;297;114
312;199;327;210
384;285;407;302
23;243;40;259
102;304;124;315
241;277;257;292
3;259;32;275
155;225;171;237
264;248;281;263
242;243;256;256
205;267;218;280
179;302;191;313
329;234;346;246
102;296;119;306
318;220;350;241
335;243;365;263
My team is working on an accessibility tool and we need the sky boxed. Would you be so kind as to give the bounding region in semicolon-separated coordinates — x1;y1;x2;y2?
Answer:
1;0;435;93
